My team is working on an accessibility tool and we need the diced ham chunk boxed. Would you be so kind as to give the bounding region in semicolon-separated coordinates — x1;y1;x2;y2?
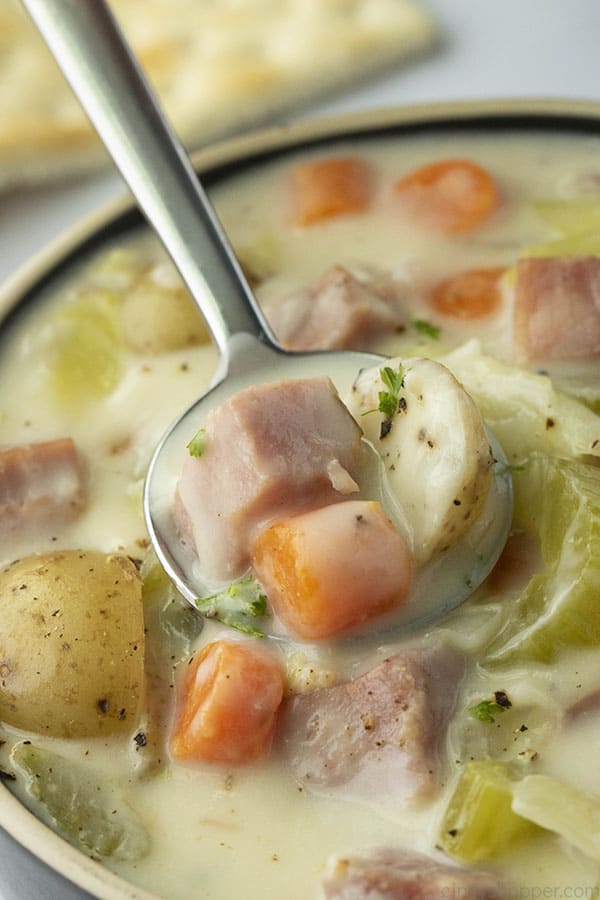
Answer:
322;848;507;900
278;646;464;806
0;438;85;533
252;500;412;640
513;256;600;360
175;377;365;582
262;266;406;351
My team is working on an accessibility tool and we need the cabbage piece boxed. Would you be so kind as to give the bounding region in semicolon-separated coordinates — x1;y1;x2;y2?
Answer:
136;556;204;775
441;341;600;462
486;455;600;663
141;556;203;663
517;196;600;286
439;759;540;862
523;231;600;259
88;246;146;292
50;289;122;406
534;200;600;238
10;742;149;861
512;775;600;863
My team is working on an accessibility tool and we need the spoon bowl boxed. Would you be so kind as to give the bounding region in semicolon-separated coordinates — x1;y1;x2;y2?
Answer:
23;0;513;640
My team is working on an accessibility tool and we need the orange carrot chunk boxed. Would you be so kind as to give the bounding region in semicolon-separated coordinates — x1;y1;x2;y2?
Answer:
290;157;372;226
170;640;284;764
394;159;500;234
429;266;506;319
252;500;412;641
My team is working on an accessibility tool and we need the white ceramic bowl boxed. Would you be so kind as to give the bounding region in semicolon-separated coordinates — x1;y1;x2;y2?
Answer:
1;98;599;900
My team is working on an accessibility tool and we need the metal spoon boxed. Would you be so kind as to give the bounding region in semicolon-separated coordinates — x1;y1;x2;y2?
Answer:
22;0;513;639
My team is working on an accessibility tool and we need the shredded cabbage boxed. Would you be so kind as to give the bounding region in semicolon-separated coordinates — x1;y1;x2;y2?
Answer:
512;775;600;863
11;742;149;861
441;341;600;463
486;455;600;662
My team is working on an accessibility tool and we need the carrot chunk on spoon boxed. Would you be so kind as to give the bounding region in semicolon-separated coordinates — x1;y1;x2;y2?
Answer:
252;500;412;640
170;640;284;764
394;159;500;234
290;157;372;226
429;266;506;319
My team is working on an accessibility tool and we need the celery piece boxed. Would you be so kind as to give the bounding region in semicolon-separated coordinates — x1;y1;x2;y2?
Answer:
534;200;600;238
137;557;204;776
487;455;600;663
11;742;149;861
440;759;540;862
50;289;122;407
441;341;600;463
513;775;600;863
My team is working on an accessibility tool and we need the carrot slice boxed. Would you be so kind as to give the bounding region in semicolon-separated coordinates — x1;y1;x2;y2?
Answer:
290;157;372;226
394;159;500;234
171;640;284;764
429;267;506;319
252;500;412;640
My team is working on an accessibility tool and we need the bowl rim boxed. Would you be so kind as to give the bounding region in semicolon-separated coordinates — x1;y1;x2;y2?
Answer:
1;95;600;900
3;96;600;322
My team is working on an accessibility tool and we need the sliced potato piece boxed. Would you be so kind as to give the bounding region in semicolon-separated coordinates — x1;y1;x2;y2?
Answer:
0;551;144;737
347;357;493;564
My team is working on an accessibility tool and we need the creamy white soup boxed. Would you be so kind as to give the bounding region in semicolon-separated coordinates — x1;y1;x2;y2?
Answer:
0;130;599;900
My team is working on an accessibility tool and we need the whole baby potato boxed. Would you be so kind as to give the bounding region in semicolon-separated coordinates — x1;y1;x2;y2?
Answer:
0;551;145;738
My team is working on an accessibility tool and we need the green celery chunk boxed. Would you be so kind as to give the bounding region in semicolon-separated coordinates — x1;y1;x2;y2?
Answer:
440;759;540;863
534;200;600;237
487;455;600;663
512;775;600;863
10;742;149;861
50;289;122;406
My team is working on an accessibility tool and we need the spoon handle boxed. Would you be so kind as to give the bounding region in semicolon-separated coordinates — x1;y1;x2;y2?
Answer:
22;0;277;359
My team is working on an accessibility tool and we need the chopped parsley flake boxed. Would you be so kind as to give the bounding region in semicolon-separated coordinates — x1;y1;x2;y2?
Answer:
468;698;509;724
187;428;207;458
412;319;441;339
363;364;406;423
195;575;269;636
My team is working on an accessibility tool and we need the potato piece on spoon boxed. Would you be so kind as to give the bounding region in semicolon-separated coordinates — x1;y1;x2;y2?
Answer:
21;0;511;641
346;357;494;565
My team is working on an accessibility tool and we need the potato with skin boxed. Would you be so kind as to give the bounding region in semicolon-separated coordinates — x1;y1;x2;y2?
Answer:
0;551;145;738
121;263;209;354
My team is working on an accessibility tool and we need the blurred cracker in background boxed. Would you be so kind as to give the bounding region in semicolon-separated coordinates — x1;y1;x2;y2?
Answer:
0;0;436;191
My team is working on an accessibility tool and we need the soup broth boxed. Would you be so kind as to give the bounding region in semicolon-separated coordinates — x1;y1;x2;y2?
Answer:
0;128;599;900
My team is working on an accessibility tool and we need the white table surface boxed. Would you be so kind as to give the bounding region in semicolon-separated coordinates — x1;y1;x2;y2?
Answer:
1;1;599;897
